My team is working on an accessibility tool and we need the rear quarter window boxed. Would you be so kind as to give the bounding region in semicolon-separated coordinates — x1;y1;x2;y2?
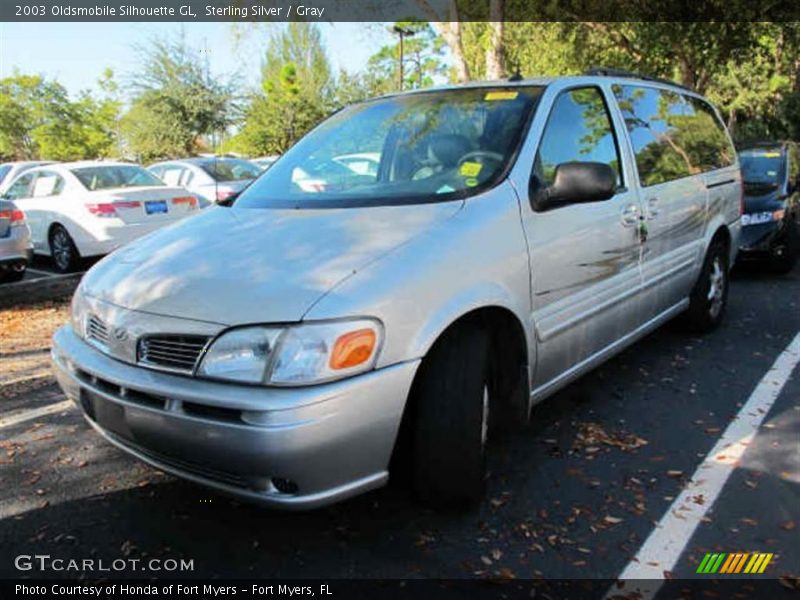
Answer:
612;85;734;187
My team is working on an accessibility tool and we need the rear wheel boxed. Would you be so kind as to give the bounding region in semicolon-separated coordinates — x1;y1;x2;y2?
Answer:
410;323;490;507
683;240;729;333
771;220;799;274
49;225;80;273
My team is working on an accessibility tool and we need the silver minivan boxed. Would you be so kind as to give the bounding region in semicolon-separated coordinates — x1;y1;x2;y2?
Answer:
52;73;741;509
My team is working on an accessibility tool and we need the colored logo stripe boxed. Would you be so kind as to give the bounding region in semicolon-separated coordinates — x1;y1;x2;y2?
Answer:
697;552;773;574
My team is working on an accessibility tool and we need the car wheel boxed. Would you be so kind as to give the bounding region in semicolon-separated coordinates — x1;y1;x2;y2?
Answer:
771;220;799;274
49;225;80;273
410;322;490;507
683;240;729;333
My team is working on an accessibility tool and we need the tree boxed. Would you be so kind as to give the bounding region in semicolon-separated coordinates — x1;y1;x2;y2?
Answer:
0;72;120;161
366;21;447;92
231;23;334;156
121;37;236;161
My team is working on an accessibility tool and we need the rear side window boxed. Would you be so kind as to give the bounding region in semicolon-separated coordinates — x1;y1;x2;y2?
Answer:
4;173;34;200
684;97;735;171
613;85;734;187
534;87;622;188
32;172;65;197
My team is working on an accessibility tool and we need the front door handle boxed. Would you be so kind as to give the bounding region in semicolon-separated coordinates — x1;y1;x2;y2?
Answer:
621;203;640;227
646;197;660;219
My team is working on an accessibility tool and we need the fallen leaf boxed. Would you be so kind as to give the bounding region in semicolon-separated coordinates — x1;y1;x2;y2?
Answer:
604;515;623;525
780;520;796;531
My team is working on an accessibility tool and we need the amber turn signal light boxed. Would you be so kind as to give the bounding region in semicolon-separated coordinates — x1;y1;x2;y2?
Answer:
329;329;377;370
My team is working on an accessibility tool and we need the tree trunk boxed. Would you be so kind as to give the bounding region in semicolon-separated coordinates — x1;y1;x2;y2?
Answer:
485;1;505;79
416;0;471;82
727;109;737;139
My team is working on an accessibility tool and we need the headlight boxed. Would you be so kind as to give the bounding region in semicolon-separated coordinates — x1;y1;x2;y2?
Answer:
70;286;89;338
196;327;282;383
197;319;383;386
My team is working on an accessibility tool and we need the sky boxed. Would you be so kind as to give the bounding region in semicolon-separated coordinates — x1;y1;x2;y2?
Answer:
0;21;395;96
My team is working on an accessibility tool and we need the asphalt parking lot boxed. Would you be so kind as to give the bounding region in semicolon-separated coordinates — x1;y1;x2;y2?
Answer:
0;263;798;591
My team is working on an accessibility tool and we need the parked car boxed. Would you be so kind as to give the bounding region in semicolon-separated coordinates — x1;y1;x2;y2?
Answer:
737;142;799;272
252;156;280;171
0;161;55;195
0;199;33;283
53;72;741;509
148;157;262;205
2;161;201;272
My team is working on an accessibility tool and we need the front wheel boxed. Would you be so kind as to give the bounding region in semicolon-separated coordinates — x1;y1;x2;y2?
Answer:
682;240;729;333
49;225;80;273
410;323;490;508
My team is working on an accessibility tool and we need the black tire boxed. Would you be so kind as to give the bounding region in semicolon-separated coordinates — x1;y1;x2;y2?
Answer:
683;240;729;333
410;323;490;507
771;220;799;274
49;225;80;273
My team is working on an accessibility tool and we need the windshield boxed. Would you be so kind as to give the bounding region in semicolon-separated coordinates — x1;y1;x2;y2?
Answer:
236;87;542;209
73;165;164;191
199;159;261;182
739;149;785;187
0;165;11;186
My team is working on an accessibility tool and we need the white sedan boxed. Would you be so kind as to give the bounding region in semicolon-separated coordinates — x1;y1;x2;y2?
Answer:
1;161;200;272
148;157;262;205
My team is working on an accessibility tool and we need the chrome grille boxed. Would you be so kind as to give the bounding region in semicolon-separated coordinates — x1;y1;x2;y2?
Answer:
86;314;109;346
137;335;210;374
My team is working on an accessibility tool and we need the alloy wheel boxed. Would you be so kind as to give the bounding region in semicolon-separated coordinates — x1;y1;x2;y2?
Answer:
707;257;725;319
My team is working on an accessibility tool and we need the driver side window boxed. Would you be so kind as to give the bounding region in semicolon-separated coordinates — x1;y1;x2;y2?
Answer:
535;87;622;188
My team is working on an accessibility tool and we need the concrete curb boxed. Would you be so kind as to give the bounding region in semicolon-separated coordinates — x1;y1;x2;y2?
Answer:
0;272;82;309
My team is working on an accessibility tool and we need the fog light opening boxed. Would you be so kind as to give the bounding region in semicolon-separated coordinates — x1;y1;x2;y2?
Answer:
271;477;299;495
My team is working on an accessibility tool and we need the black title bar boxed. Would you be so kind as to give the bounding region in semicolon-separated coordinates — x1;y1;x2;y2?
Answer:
3;0;800;22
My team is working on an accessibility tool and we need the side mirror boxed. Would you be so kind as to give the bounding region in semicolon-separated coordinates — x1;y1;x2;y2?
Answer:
531;162;617;212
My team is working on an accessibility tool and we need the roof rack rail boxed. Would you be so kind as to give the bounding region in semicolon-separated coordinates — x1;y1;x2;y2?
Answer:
585;67;693;92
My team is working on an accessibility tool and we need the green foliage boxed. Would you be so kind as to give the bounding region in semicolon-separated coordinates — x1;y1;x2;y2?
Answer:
461;21;800;143
0;72;120;161
121;38;236;162
230;24;334;156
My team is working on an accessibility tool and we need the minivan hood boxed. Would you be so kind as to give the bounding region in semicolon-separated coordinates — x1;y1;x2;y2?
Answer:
82;202;462;325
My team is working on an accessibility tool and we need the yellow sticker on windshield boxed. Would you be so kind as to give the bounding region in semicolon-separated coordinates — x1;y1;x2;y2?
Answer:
459;162;483;177
485;91;519;101
762;152;781;157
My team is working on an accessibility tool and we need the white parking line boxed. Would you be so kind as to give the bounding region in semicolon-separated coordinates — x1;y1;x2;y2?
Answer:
611;331;800;597
25;268;55;276
0;399;74;429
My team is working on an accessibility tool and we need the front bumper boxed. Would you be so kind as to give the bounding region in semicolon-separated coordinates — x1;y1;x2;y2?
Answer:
52;325;419;509
738;220;786;260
